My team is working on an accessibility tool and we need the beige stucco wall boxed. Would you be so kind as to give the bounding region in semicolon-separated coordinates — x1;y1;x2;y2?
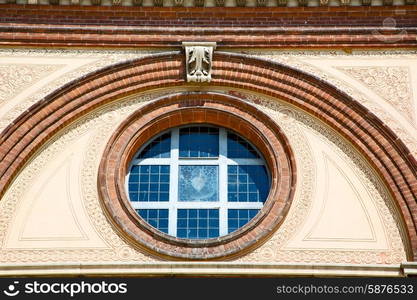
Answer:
0;49;416;274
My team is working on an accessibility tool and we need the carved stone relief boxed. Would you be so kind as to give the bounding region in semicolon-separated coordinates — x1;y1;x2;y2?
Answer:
182;42;216;83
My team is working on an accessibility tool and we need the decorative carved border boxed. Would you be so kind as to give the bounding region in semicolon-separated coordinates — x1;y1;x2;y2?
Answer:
0;52;415;260
98;92;296;260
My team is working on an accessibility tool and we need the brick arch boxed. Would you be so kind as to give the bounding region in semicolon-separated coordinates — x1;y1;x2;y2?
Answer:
0;51;416;260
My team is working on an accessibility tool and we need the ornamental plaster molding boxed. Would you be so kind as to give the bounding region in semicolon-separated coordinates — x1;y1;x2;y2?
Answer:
337;66;415;125
0;49;154;132
79;91;171;262
246;50;417;158
0;64;61;104
229;90;407;264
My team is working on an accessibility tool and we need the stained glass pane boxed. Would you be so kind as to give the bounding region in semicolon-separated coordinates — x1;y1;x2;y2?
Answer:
129;165;170;202
138;132;171;159
179;127;219;158
137;209;169;234
227;132;260;159
228;165;269;202
177;209;219;239
179;165;218;202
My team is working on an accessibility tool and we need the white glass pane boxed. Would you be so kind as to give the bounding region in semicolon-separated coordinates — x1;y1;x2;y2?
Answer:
178;165;219;202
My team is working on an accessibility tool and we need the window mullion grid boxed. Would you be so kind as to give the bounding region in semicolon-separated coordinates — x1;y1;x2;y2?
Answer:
168;128;179;236
130;126;266;238
218;128;228;236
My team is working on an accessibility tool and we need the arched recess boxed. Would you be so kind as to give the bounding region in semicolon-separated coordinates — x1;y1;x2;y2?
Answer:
0;51;416;260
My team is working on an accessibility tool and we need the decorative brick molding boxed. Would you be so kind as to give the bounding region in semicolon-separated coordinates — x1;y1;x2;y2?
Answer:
0;52;416;260
0;5;416;49
98;92;296;259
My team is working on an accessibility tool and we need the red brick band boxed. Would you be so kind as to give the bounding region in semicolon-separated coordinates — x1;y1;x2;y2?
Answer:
0;5;416;48
0;52;415;259
1;5;417;27
98;92;296;259
1;24;415;49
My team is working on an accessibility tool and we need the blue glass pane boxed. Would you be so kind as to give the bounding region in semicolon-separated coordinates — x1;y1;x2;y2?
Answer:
159;219;168;228
177;209;219;239
128;165;170;202
149;210;157;218
159;210;168;218
140;165;149;172
227;132;260;159
178;209;187;218
160;175;169;183
137;209;169;234
179;166;218;202
228;209;238;218
151;166;159;173
209;229;218;238
138;132;171;159
130;174;139;182
179;127;219;158
209;210;219;218
228;209;259;234
189;209;197;218
228;165;269;203
189;219;197;227
129;193;138;201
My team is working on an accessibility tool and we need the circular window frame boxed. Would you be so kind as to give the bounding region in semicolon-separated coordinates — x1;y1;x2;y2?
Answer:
98;92;296;260
127;124;272;240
